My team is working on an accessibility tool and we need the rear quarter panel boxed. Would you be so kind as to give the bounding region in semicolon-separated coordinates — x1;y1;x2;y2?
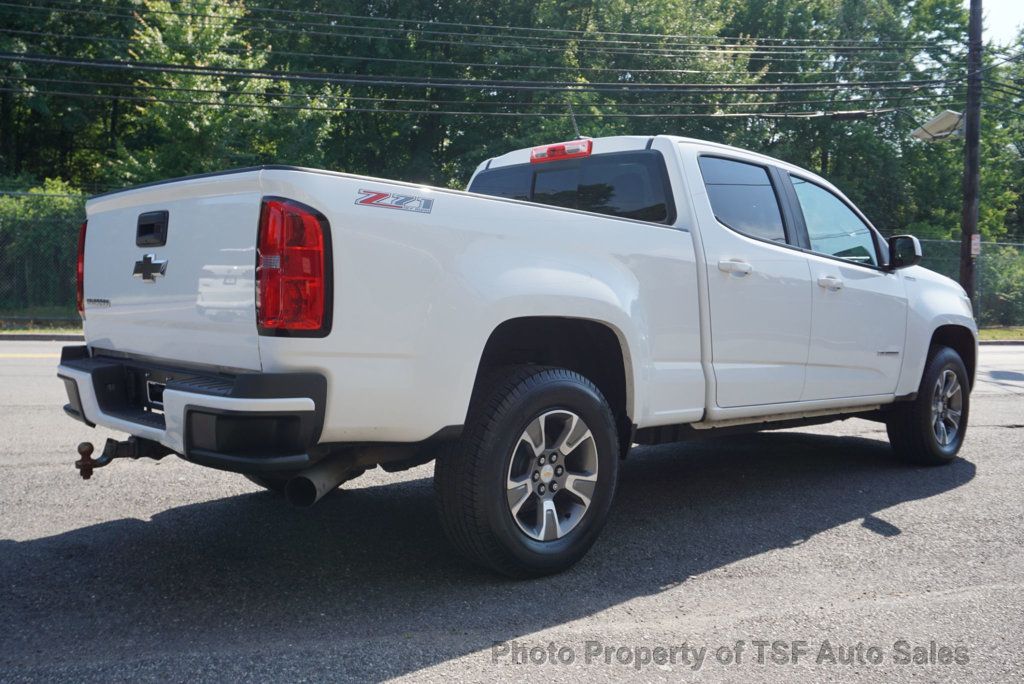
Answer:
257;168;704;443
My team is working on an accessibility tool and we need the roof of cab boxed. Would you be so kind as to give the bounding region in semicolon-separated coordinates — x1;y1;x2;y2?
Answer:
480;134;803;173
474;134;839;198
479;135;654;172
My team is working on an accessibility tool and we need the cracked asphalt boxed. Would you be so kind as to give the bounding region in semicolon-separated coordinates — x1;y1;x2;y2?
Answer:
1;342;1022;682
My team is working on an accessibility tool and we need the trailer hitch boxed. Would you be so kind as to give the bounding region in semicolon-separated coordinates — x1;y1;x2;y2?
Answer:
75;437;172;480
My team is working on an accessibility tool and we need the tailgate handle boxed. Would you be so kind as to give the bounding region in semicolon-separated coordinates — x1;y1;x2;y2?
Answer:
136;210;169;247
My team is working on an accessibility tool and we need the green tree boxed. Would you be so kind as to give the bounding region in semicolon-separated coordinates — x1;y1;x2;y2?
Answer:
0;179;84;315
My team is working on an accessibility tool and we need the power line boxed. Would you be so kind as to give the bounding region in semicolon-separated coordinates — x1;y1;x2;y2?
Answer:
22;0;958;51
169;0;965;48
1;2;944;66
985;78;1024;97
143;3;934;54
986;85;1023;102
231;2;939;45
0;85;906;120
981;100;1024;118
5;74;948;111
0;53;962;95
0;27;957;79
975;49;1024;75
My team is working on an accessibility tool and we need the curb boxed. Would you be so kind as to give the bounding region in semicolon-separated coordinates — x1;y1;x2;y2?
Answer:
979;340;1024;346
0;333;84;341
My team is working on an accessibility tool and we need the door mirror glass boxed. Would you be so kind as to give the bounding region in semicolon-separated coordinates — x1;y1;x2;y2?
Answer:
887;235;922;270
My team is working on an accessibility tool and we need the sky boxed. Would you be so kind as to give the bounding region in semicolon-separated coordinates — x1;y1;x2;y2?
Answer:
968;0;1023;46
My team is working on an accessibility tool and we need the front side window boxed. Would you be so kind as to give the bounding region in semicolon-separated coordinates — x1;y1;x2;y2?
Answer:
791;177;878;266
697;156;786;243
468;150;673;224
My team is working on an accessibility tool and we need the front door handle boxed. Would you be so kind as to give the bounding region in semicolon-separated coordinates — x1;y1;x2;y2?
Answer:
718;259;753;276
817;275;844;291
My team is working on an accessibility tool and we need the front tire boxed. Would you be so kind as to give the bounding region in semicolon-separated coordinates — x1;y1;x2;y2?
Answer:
886;346;970;465
434;366;620;578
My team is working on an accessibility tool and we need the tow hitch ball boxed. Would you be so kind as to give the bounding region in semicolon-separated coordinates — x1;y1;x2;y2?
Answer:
75;437;171;480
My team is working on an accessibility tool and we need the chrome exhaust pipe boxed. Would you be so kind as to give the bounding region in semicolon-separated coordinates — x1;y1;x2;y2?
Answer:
285;457;353;508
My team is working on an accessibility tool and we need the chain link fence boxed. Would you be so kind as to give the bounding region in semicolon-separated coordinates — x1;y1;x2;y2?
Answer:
0;193;86;325
917;238;1024;328
1;194;1023;328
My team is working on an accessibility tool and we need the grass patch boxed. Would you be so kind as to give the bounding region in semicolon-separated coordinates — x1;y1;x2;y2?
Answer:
0;306;77;319
979;326;1024;341
0;315;81;334
0;326;82;335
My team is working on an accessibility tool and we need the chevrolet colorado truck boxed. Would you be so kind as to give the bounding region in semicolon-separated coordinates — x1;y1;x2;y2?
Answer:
58;135;977;577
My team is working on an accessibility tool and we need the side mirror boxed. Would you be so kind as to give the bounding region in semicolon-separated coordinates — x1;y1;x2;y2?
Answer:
887;235;922;270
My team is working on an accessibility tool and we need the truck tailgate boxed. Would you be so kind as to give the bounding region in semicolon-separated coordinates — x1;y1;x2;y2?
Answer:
82;171;263;370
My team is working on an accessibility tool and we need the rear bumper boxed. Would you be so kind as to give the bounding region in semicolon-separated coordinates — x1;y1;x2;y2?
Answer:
57;346;327;473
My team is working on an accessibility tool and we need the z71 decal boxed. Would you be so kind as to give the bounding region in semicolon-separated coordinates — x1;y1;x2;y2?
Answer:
355;189;434;214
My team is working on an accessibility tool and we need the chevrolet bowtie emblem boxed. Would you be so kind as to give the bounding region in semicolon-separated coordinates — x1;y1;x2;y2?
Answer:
133;253;167;282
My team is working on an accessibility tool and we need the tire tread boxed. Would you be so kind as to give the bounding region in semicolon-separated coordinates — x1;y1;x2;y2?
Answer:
886;346;968;466
434;365;614;577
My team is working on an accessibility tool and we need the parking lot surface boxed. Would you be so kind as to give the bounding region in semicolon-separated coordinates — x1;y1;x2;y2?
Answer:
1;342;1022;682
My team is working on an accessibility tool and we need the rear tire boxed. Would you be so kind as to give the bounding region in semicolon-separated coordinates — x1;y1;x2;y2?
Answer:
886;346;970;465
434;366;620;578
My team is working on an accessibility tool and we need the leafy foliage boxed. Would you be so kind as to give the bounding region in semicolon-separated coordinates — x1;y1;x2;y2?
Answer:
0;179;84;311
0;1;1022;322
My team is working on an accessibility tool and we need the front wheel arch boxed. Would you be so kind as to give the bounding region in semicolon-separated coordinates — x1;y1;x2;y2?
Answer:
929;324;976;389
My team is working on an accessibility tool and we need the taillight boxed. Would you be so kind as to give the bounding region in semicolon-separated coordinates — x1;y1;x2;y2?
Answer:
76;220;87;319
256;198;330;334
530;138;593;163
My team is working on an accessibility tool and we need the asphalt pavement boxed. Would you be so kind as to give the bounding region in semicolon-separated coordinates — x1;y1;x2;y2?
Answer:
1;342;1022;682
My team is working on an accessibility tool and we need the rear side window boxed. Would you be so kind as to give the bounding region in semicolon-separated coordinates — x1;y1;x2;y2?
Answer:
698;156;786;243
468;150;673;224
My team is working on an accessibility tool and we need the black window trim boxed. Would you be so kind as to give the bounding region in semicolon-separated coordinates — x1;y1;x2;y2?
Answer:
783;171;890;273
469;149;678;227
697;153;800;249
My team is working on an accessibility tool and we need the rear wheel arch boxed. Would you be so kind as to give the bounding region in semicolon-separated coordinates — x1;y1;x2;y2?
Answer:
470;317;634;449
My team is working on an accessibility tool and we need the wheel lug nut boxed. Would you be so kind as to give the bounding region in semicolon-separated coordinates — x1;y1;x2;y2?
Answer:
555;466;564;476
538;484;546;495
550;482;558;491
549;453;557;463
538;456;546;465
532;471;540;482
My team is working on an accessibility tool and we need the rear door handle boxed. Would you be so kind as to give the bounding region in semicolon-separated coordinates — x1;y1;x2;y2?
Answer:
718;259;753;276
817;275;844;291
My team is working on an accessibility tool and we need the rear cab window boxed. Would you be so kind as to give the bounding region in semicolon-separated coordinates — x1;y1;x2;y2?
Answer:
467;164;531;201
468;150;676;225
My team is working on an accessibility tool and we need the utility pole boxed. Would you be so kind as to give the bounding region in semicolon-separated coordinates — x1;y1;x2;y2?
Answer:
960;0;983;307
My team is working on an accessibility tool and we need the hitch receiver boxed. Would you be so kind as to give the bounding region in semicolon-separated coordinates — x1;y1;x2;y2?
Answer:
75;437;172;480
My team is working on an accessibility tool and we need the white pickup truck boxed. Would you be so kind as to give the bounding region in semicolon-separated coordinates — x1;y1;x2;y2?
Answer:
59;135;977;577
